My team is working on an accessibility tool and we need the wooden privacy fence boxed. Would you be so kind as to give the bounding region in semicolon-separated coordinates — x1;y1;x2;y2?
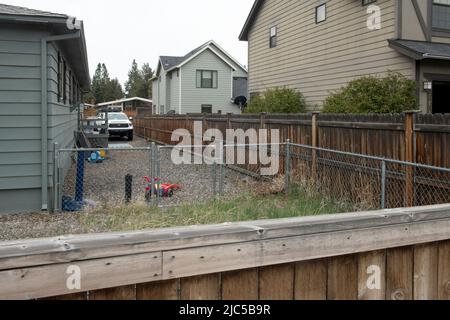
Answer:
0;204;449;300
134;112;450;168
134;112;450;209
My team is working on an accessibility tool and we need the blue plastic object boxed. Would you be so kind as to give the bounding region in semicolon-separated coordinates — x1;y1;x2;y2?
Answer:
88;151;105;163
62;196;84;212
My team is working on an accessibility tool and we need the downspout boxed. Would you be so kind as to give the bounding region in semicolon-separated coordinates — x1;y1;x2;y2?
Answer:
40;31;81;211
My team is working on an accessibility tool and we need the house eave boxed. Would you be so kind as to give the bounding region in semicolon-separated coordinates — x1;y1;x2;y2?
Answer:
0;14;90;88
239;0;264;41
388;39;450;61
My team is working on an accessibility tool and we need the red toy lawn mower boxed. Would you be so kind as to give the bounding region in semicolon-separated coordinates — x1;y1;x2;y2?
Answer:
144;176;181;200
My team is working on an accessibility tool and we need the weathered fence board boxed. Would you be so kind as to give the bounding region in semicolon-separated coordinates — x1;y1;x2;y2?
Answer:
0;205;449;300
89;285;136;300
413;243;439;300
438;241;450;300
327;255;358;300
0;252;161;300
221;268;258;300
386;247;414;300
294;259;327;300
259;264;295;300
135;112;450;169
357;250;386;300
136;280;179;300
180;274;220;300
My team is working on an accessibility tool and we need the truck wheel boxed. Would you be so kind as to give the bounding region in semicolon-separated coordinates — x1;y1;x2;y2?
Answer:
128;131;134;141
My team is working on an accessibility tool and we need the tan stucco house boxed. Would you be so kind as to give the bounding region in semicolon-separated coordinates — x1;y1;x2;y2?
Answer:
239;0;450;113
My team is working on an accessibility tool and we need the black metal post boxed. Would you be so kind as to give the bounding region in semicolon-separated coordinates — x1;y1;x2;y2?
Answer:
125;174;133;204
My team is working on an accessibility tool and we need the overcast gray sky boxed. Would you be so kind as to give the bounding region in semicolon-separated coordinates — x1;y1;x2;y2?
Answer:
3;0;254;85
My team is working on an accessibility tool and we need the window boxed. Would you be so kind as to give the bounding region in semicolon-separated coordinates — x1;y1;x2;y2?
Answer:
269;26;277;48
433;0;450;30
201;105;213;114
196;70;218;88
159;105;165;114
362;0;376;6
109;114;129;121
316;4;326;24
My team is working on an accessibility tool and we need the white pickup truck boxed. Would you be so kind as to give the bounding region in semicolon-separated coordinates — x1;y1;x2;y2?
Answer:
97;112;134;141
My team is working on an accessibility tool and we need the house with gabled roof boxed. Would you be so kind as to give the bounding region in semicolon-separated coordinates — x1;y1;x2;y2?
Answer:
0;4;90;213
151;40;248;115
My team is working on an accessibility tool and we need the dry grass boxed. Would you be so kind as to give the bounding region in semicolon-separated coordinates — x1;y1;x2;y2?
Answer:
78;180;355;234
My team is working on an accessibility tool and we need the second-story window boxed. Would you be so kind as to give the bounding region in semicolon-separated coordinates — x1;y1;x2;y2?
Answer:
362;0;376;6
196;70;218;89
269;26;277;48
316;3;327;24
433;0;450;30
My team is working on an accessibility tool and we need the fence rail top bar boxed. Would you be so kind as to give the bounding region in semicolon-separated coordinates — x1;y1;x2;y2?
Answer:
290;142;450;172
58;147;152;152
0;204;449;271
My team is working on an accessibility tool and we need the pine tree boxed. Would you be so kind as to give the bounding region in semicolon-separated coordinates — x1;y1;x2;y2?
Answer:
141;63;154;98
91;63;103;103
85;63;124;104
124;60;154;98
125;60;143;98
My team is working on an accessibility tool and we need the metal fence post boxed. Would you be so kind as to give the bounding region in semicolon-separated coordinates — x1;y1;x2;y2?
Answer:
219;141;224;196
149;145;154;206
156;145;161;207
212;161;217;198
52;142;59;213
381;160;386;209
75;150;85;203
285;139;291;195
151;143;157;206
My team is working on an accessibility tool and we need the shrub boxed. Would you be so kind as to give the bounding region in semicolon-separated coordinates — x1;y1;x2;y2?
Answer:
245;87;307;114
322;72;417;114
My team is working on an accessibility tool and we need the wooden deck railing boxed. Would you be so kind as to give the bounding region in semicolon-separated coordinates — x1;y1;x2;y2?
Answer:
0;204;449;300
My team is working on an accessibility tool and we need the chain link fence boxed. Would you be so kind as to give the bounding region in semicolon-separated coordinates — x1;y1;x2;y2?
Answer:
286;142;450;210
53;143;250;212
55;146;152;211
53;140;450;213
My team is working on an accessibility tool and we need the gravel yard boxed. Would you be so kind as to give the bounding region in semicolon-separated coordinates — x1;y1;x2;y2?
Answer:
61;136;251;207
0;137;255;241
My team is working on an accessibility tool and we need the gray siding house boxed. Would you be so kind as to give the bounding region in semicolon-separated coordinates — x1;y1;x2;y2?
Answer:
240;0;450;113
0;4;90;213
152;41;248;114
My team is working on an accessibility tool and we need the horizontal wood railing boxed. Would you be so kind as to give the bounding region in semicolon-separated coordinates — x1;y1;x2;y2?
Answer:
0;204;449;300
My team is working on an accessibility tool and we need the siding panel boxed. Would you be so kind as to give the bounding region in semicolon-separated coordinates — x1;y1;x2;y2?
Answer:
181;49;241;114
247;0;413;109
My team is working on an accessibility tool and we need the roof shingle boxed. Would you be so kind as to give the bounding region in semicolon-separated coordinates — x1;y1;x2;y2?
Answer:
0;3;66;18
159;41;211;71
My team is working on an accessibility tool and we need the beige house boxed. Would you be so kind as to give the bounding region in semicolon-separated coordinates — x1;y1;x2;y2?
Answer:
239;0;450;113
